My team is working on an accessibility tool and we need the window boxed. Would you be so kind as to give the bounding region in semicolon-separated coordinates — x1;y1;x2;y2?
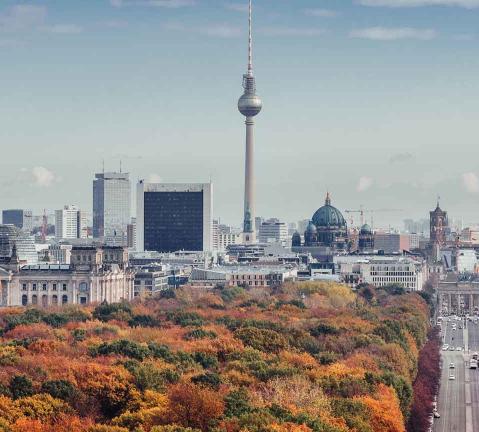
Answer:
52;295;58;305
32;283;37;291
42;295;48;307
62;284;67;291
42;284;47;291
21;295;27;306
52;284;57;291
32;295;38;305
22;284;27;291
62;295;68;304
80;297;87;304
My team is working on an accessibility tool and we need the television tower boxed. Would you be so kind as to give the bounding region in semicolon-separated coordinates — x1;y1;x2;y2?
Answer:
238;0;262;244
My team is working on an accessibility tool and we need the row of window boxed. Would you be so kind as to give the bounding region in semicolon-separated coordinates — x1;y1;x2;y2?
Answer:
21;294;68;306
22;283;68;291
370;272;414;276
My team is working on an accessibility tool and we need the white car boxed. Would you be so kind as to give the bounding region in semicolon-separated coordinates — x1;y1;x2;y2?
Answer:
442;344;449;351
449;362;455;369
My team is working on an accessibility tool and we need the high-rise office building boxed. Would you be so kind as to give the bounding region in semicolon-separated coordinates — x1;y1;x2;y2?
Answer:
2;210;33;232
136;182;212;253
93;172;131;246
55;205;87;240
0;224;38;265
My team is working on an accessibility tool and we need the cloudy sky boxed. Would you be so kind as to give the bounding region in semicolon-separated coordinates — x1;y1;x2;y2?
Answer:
0;0;478;228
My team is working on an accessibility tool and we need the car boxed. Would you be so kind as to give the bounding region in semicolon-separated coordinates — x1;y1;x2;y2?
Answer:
450;362;455;368
434;410;441;419
449;346;456;351
457;347;463;351
449;373;455;380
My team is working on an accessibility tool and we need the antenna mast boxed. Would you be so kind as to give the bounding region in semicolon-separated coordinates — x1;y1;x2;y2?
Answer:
248;0;253;77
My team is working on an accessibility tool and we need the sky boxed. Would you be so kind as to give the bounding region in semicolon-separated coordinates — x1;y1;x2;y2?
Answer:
0;0;479;229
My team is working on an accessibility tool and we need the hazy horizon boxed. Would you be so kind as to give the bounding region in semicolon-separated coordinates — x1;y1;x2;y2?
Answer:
1;0;479;227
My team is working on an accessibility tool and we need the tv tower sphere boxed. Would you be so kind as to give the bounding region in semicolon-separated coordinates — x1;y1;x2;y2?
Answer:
238;82;262;117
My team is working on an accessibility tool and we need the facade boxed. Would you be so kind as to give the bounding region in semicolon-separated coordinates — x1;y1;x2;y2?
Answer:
358;224;374;252
190;266;297;288
133;265;169;298
127;218;137;250
0;225;38;265
55;205;87;240
47;244;72;264
456;249;478;273
373;233;410;254
2;210;33;232
93;172;131;246
430;202;448;246
0;246;134;307
136;181;213;253
335;255;427;291
258;219;288;245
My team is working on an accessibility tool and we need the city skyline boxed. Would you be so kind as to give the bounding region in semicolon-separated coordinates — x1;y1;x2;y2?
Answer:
1;0;479;226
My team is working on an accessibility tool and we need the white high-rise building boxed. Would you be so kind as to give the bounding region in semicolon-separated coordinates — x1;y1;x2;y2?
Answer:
93;172;131;246
136;182;213;253
259;219;288;245
55;205;87;240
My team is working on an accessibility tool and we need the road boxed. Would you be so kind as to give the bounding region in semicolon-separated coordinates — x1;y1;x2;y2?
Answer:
434;317;479;432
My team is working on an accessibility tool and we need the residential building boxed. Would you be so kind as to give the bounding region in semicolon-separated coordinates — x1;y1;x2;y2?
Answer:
374;232;410;254
133;264;168;298
55;205;87;240
136;181;213;253
258;218;288;245
93;172;131;246
2;210;33;232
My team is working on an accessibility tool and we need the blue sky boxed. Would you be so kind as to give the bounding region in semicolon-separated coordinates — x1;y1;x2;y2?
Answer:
1;0;479;228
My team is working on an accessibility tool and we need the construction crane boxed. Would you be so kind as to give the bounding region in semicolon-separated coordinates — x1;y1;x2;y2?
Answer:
344;206;403;229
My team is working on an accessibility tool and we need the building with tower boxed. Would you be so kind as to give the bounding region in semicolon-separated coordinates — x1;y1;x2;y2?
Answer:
238;0;262;245
430;201;448;247
358;224;374;252
291;193;349;252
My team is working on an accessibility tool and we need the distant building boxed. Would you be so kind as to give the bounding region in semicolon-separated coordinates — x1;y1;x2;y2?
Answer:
93;172;131;246
456;249;477;273
127;218;137;250
430;201;448;246
374;233;410;254
358;224;374;252
0;245;134;307
133;265;169;298
335;255;427;291
258;219;288;245
0;225;38;265
136;182;213;253
47;244;72;264
190;266;297;288
2;210;33;232
55;205;87;240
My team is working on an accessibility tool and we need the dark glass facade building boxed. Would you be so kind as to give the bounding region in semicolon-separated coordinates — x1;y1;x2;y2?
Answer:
2;210;33;232
137;182;212;253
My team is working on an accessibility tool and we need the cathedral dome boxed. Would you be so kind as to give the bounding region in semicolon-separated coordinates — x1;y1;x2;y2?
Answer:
305;221;317;234
312;193;346;229
360;224;372;235
292;231;301;247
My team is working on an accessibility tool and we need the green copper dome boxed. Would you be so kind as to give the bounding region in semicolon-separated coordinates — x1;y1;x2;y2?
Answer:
311;193;346;229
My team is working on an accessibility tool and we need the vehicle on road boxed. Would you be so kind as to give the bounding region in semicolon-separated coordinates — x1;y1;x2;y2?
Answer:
473;352;478;360
449;362;455;369
449;346;456;351
457;347;463;351
470;359;477;369
449;370;455;380
442;344;449;351
433;409;441;418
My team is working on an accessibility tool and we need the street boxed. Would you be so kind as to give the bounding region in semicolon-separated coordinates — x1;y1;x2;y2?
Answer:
434;317;479;432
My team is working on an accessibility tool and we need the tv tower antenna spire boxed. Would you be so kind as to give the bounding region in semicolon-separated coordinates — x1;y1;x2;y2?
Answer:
238;0;262;245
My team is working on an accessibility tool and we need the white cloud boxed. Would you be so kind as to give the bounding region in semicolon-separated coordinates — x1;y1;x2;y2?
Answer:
357;176;374;192
111;0;195;8
29;167;57;188
0;4;47;32
462;172;479;193
303;8;338;17
350;27;437;40
41;24;83;34
148;173;163;183
357;0;479;7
